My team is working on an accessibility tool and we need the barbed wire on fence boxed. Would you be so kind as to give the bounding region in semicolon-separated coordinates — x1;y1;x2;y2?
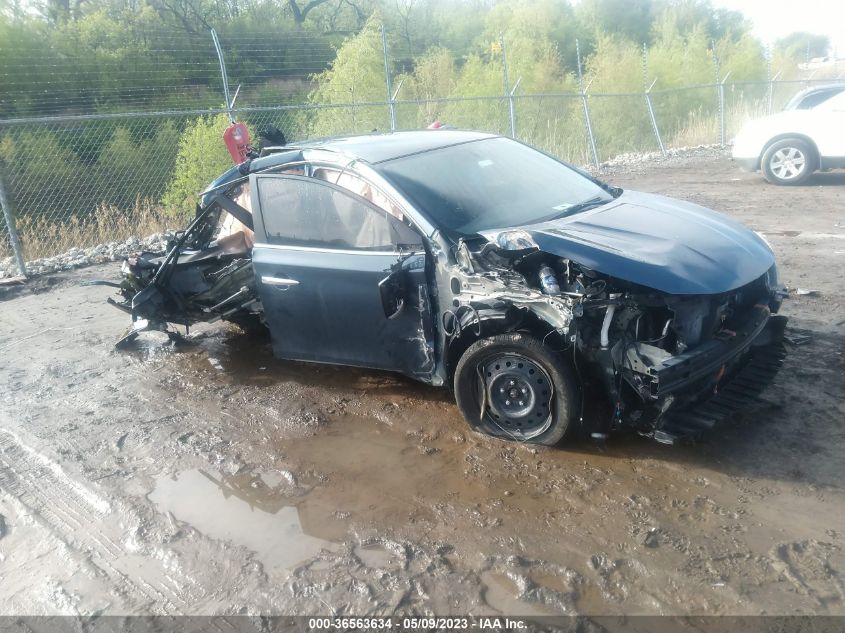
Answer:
0;26;842;278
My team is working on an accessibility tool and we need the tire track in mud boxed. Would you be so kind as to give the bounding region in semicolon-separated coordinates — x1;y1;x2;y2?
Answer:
769;540;845;609
0;428;194;614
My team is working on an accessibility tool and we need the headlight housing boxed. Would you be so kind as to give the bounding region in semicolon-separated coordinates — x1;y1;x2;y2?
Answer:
765;263;779;290
496;229;538;251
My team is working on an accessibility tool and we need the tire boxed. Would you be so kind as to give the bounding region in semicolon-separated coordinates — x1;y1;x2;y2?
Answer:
761;138;816;186
453;333;578;445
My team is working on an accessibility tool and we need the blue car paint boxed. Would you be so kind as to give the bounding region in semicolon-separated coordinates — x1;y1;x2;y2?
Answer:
519;190;774;295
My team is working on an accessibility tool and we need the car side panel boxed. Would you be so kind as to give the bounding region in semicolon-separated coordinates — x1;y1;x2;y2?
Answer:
732;106;845;166
806;110;845;158
249;169;437;381
252;246;398;368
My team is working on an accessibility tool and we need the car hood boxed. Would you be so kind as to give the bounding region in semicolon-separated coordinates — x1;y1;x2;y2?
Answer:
487;190;775;295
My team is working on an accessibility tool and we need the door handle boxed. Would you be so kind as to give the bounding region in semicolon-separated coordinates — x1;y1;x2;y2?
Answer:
261;276;300;288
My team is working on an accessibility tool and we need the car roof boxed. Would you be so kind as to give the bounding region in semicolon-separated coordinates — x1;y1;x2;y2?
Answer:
201;130;500;205
285;129;498;164
786;83;845;108
792;83;845;95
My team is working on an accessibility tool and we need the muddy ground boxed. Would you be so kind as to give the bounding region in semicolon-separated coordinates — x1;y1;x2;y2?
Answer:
0;156;843;619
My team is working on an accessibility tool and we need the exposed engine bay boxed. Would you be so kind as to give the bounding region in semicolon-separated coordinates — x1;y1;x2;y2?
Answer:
438;230;787;442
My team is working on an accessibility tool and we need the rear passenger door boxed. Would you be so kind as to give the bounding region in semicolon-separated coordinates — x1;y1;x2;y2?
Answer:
250;173;435;379
813;91;845;159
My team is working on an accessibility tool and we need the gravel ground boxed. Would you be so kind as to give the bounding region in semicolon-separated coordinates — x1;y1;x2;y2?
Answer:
0;155;843;620
0;232;174;280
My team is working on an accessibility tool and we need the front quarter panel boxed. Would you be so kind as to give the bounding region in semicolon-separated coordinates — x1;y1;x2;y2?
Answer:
732;119;770;164
733;111;833;164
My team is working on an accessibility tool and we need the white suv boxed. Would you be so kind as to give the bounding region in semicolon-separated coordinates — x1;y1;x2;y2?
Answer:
732;88;845;185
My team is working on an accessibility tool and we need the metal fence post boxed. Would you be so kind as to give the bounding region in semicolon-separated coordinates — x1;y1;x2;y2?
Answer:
766;46;773;115
509;77;522;139
210;29;234;123
500;34;517;138
642;43;666;157
0;170;27;278
719;71;731;147
711;41;721;145
381;25;396;131
645;81;665;157
768;70;782;115
576;39;600;168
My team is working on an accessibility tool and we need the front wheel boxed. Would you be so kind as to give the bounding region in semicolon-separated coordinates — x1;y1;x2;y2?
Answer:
761;138;816;186
453;333;578;445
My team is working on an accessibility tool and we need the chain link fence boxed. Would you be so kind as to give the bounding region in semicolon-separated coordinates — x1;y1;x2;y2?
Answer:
0;26;840;278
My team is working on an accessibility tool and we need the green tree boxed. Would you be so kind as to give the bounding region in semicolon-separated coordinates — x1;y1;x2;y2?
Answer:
307;15;391;136
775;32;830;62
398;47;458;125
715;32;766;81
0;128;85;219
582;35;654;155
162;113;249;218
652;0;749;44
576;0;653;45
95;121;179;208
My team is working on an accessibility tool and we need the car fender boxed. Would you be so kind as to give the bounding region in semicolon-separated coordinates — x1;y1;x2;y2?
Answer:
733;112;823;165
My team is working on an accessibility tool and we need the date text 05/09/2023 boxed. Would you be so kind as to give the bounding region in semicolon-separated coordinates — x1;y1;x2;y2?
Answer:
307;617;529;630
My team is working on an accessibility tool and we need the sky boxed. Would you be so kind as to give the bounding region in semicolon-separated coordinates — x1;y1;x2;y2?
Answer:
711;0;845;56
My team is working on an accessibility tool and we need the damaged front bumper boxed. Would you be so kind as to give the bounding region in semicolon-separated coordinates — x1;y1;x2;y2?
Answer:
626;304;775;399
645;314;788;443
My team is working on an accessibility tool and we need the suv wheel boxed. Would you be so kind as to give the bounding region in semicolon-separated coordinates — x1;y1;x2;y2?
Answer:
453;333;577;445
761;138;815;186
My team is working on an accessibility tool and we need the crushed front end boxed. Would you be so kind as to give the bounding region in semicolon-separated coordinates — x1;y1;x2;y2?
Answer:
109;188;263;345
567;264;788;442
437;231;788;442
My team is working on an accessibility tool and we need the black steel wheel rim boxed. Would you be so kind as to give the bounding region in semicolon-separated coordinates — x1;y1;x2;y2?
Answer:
478;353;554;439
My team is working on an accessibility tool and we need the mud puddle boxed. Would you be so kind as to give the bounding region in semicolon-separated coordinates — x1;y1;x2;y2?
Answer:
481;572;555;617
149;469;338;573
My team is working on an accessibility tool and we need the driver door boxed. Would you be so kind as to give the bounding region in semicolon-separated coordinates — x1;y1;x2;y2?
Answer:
813;91;845;159
250;173;435;380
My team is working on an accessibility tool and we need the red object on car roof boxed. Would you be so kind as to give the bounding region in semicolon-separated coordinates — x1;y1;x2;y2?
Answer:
223;121;251;164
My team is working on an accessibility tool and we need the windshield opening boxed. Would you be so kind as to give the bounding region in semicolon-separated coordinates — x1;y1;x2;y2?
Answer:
377;137;612;234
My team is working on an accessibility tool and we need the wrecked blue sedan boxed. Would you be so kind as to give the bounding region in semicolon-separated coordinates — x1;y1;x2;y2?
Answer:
111;130;787;445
